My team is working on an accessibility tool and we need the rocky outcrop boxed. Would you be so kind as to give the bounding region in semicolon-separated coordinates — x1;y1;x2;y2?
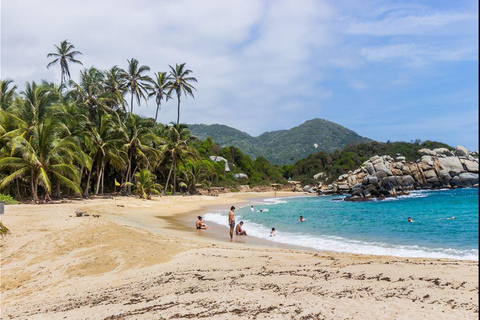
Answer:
209;156;230;172
233;173;248;180
320;146;478;201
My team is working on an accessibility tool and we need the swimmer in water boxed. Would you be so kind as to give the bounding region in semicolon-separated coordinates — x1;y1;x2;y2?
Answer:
407;217;415;223
299;215;306;222
251;205;254;212
270;227;276;237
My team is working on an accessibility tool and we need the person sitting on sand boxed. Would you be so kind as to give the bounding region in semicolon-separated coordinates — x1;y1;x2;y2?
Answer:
235;221;247;235
299;215;306;222
196;216;207;229
270;228;276;237
408;217;415;223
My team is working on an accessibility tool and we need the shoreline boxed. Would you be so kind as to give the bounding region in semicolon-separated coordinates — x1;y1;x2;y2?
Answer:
1;192;478;319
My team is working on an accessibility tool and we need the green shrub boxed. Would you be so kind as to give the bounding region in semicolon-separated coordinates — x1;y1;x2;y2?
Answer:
0;194;18;205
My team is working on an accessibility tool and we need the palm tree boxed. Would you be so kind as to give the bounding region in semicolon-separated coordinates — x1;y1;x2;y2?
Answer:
84;114;126;196
0;116;82;202
47;40;83;85
162;124;198;194
120;58;151;114
167;63;197;125
148;72;171;128
133;169;163;199
0;81;86;201
69;67;115;124
103;66;127;113
122;114;161;194
0;79;17;110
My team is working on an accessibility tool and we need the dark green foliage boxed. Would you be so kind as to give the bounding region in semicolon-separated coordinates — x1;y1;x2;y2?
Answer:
286;140;454;185
188;118;372;165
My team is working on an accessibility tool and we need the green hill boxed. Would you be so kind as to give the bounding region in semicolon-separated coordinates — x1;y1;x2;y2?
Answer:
188;119;372;165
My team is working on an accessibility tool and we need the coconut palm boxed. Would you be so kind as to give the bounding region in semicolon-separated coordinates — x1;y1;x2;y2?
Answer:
167;63;197;125
103;66;127;113
122;114;161;194
83;114;127;196
0;81;86;201
0;118;82;201
162;124;198;194
0;79;17;110
69;67;115;124
148;72;172;128
7;82;59;138
120;58;151;114
133;169;163;199
47;40;83;84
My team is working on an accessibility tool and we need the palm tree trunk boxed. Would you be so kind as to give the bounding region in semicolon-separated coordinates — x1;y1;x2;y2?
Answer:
165;157;175;193
176;93;181;125
100;165;105;194
154;103;160;129
95;166;102;195
173;156;177;195
130;92;134;114
84;169;92;197
125;149;134;194
15;179;21;199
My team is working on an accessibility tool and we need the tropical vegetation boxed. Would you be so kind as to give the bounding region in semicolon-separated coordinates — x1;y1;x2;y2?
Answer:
0;40;457;203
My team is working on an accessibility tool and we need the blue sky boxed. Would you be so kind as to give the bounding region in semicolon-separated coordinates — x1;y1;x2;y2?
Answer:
1;0;478;151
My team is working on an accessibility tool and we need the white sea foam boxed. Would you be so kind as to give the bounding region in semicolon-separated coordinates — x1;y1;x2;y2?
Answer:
202;212;478;260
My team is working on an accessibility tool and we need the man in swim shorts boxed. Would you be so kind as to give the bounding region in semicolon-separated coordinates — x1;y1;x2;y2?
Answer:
228;206;236;239
235;221;247;235
196;216;207;229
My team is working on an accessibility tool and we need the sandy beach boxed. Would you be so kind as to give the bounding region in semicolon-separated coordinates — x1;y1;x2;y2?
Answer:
0;192;478;319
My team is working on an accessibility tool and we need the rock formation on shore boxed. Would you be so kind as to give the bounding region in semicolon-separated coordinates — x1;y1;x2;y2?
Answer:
319;146;479;201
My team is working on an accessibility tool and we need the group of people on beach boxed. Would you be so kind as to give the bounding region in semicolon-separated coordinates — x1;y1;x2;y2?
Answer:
196;205;309;239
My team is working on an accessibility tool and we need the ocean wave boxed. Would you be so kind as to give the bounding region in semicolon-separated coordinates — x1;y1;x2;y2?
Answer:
202;212;478;260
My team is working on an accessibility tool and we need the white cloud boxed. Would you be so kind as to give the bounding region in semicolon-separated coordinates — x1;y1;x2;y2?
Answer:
1;0;478;149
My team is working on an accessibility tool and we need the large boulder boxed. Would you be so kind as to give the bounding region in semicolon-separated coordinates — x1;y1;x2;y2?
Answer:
419;148;436;156
437;157;464;176
433;148;454;156
460;159;479;173
455;146;469;157
233;173;248;180
459;173;478;186
365;163;375;175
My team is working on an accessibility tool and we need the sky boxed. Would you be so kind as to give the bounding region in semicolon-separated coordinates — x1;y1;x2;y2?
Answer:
1;0;478;151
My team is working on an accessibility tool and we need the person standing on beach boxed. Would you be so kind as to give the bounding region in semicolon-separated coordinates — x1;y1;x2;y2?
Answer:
228;206;236;240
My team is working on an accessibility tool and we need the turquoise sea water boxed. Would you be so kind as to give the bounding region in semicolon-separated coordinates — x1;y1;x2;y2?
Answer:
204;188;478;260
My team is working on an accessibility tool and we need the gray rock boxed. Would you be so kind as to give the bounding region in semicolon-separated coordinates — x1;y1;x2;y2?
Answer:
400;175;415;187
455;146;469;157
365;163;375;175
374;171;387;179
419;148;436;156
396;156;406;161
420;156;434;166
438;170;452;181
368;176;379;186
209;156;230;172
337;183;350;191
233;173;248;180
459;173;478;186
460;159;479;173
424;169;439;182
433;148;454;156
438;157;464;176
